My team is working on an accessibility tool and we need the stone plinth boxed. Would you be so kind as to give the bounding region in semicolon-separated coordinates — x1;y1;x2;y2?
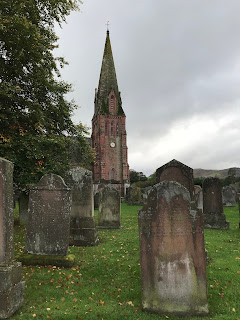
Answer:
98;185;121;228
65;167;98;246
0;158;24;319
138;181;208;316
203;177;229;229
156;159;195;201
25;174;71;255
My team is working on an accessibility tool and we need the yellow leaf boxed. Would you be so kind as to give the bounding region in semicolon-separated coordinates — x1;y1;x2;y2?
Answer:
232;308;236;312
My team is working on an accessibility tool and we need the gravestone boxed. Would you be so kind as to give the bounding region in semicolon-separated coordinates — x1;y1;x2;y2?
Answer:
203;177;229;229
126;186;143;205
194;185;203;209
0;158;24;319
156;159;195;201
19;192;29;225
222;186;236;207
25;174;71;255
65;167;98;246
142;186;152;204
98;185;121;228
138;181;208;316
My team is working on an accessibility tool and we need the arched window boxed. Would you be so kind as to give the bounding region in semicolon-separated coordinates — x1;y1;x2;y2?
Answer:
111;122;113;136
105;121;108;135
111;169;114;180
116;122;119;136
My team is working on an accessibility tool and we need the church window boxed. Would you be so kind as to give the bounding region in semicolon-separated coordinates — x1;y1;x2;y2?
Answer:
116;122;119;136
111;122;114;136
111;169;114;180
105;121;108;135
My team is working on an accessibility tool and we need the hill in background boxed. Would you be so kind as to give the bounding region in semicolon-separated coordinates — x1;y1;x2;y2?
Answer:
193;167;240;179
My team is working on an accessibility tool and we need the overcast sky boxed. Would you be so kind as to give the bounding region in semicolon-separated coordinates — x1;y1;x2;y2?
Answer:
55;0;240;176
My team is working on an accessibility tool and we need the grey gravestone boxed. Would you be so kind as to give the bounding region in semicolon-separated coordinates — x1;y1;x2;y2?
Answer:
65;167;98;246
126;186;143;205
222;186;236;207
203;177;229;229
194;185;203;209
0;158;24;319
138;181;208;316
156;159;195;201
98;185;121;228
25;174;71;255
19;192;29;225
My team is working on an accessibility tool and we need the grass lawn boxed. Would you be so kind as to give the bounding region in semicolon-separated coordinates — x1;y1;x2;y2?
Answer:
12;202;240;320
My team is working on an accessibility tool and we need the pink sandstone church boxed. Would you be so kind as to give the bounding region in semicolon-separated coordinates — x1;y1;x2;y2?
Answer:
91;30;130;194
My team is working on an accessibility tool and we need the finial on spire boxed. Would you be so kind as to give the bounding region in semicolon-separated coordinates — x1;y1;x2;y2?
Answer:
106;21;110;33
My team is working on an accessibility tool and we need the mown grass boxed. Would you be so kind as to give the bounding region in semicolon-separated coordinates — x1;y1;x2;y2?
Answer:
12;202;240;320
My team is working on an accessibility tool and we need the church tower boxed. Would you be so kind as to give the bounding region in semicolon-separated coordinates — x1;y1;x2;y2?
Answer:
91;30;129;193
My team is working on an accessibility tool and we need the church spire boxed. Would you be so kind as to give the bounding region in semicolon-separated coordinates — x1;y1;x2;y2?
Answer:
94;30;124;117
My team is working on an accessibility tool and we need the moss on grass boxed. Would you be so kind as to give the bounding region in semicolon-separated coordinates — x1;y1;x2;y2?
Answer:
16;253;75;268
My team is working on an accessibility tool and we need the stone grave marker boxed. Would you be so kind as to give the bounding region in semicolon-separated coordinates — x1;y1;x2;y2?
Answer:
0;158;24;319
126;186;143;205
222;185;236;207
194;185;203;209
25;174;71;255
98;185;121;228
138;181;208;316
156;159;195;201
65;167;98;246
203;177;229;229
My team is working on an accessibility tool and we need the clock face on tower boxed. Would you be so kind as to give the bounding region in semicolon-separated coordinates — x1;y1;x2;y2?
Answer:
110;141;116;148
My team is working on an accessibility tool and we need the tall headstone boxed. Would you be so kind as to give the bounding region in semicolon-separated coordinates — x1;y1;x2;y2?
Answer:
98;185;121;228
194;185;203;210
65;167;98;246
25;174;71;255
0;158;24;319
19;192;29;225
222;186;236;207
156;159;195;201
203;177;229;229
138;181;208;316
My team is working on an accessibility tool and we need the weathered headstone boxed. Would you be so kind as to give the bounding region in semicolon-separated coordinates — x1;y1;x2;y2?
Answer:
98;185;121;228
156;159;195;201
25;174;71;255
194;185;203;209
142;186;152;204
126;186;143;205
65;167;98;246
203;177;229;229
138;181;208;316
19;192;29;225
0;158;24;319
222;186;236;207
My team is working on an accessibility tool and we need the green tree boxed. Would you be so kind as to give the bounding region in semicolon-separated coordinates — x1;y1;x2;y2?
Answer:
0;0;93;191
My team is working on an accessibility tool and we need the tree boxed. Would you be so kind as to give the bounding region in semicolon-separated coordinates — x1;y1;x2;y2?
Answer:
130;169;147;184
0;0;93;191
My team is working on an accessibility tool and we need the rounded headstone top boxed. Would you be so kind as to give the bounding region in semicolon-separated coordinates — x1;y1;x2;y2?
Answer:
0;157;13;165
203;177;221;188
101;184;119;194
65;166;92;185
151;180;191;203
37;173;69;190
